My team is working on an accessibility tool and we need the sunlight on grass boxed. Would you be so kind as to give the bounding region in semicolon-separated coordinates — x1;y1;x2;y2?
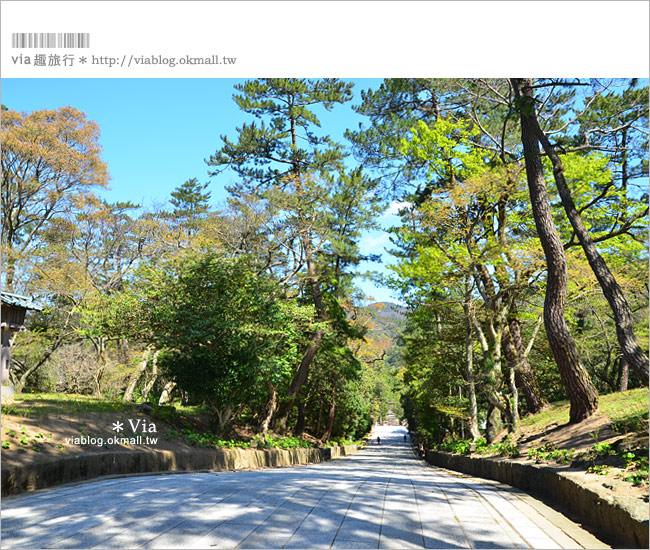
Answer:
522;400;570;430
11;393;134;416
522;388;649;434
599;388;649;433
8;392;207;418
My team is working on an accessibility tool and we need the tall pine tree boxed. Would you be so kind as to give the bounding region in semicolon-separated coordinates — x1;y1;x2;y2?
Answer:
207;79;374;432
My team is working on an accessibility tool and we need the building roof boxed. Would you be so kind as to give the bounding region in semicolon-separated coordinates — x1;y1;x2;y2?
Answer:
0;291;43;311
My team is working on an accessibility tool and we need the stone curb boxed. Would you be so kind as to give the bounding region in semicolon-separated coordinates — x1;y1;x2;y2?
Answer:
1;444;360;497
424;450;649;549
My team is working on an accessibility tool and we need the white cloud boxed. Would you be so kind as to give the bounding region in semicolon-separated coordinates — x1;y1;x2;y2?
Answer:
381;200;410;219
359;231;391;254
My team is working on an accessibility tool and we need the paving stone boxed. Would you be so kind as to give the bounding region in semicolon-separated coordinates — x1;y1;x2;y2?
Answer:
238;526;296;549
423;537;468;549
332;537;380;549
379;525;425;548
1;426;608;549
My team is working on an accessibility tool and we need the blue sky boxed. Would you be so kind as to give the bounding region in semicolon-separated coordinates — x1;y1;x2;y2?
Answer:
2;78;404;303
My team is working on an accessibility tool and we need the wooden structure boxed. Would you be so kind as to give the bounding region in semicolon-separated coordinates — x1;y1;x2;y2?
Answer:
1;291;42;401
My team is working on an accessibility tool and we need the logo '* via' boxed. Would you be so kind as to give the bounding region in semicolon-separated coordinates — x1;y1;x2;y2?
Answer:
112;421;124;432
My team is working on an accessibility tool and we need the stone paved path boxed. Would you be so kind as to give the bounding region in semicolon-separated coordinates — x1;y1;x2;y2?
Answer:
1;425;608;549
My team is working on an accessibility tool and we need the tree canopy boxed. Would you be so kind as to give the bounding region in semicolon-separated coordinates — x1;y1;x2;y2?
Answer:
3;78;647;446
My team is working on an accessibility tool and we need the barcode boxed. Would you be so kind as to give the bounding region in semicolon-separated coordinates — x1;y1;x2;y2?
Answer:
11;33;90;48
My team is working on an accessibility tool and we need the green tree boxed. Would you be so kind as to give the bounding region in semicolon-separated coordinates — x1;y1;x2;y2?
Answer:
207;78;377;432
347;79;459;192
142;253;313;434
352;78;647;430
527;82;649;385
1;107;116;393
394;117;547;439
166;177;212;245
208;78;352;190
1;107;109;291
511;78;599;423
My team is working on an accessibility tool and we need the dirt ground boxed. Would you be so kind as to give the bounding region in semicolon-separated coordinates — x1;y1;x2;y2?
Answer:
0;406;195;470
490;413;649;502
516;412;621;453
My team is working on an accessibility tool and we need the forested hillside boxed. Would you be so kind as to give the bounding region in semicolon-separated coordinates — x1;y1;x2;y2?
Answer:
2;78;647;447
354;302;406;422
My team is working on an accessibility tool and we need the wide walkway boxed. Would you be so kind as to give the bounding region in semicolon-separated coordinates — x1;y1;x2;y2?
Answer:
1;425;607;549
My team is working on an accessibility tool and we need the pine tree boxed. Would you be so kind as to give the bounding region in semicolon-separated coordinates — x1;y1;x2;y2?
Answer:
207;78;372;432
511;78;599;422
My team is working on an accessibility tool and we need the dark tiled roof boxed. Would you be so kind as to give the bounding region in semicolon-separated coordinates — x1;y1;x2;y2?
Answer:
0;291;43;311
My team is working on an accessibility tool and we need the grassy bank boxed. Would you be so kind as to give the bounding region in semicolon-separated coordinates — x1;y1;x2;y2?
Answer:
521;387;649;434
1;392;364;453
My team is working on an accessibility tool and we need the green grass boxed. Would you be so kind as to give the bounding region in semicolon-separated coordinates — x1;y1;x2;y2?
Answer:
599;388;650;433
4;392;206;418
522;388;649;434
521;400;570;430
7;393;134;416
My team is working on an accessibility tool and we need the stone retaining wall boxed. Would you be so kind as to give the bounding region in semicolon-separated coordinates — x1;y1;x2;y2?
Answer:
424;450;649;549
1;444;359;497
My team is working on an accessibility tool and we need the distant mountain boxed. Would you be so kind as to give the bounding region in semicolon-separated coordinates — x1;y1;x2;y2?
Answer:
367;301;407;320
360;302;406;369
365;302;407;337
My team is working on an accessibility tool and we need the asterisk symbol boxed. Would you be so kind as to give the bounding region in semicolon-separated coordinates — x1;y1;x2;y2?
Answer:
112;421;124;432
79;56;87;64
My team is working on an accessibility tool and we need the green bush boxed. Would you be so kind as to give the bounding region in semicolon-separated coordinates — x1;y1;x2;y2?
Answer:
492;436;520;458
592;441;613;456
255;435;313;449
150;405;180;424
474;437;489;453
438;439;471;454
331;436;359;447
587;464;611;475
217;439;251;449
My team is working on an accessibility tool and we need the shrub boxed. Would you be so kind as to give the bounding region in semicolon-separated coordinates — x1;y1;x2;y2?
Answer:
438;439;471;454
492;436;520;458
592;441;613;456
474;437;489;453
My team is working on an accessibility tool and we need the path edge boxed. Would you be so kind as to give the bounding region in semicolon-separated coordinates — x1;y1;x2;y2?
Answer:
423;449;648;549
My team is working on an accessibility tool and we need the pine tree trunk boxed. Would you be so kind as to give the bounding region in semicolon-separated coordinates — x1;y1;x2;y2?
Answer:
215;405;233;434
117;338;129;366
140;350;159;402
258;381;277;438
486;405;502;443
158;381;176;405
463;298;481;441
470;307;506;442
320;388;336;443
508;366;519;432
503;320;547;413
274;230;326;433
123;345;152;402
511;78;598;423
316;400;323;435
91;336;107;397
531;117;649;385
294;400;306;436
